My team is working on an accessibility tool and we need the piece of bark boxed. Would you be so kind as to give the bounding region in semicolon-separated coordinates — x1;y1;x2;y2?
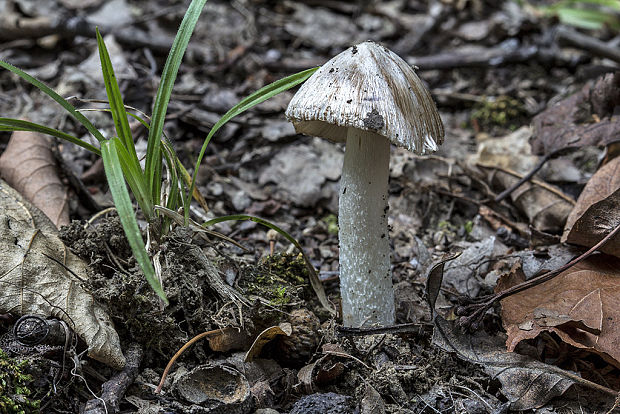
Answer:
83;343;143;414
0;129;70;228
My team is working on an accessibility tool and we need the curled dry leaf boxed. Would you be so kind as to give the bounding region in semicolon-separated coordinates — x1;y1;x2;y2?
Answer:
297;344;348;394
0;179;124;369
206;326;253;353
0;129;70;228
244;322;292;362
499;256;620;368
530;72;620;156
563;155;620;257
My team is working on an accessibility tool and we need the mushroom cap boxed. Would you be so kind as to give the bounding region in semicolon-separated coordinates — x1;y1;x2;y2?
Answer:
285;41;444;155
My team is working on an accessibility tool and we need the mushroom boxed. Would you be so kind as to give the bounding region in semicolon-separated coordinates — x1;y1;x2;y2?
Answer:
285;41;444;327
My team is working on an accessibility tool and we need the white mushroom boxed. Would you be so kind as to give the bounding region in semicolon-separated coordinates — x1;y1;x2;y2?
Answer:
286;41;444;327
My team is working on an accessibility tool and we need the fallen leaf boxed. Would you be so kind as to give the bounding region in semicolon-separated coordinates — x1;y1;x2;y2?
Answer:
173;363;251;410
425;252;462;318
441;237;507;297
562;155;620;257
206;327;253;353
491;169;574;233
0;179;124;369
474;127;539;174
284;3;359;50
530;72;620;156
499;256;620;368
0;129;69;228
244;323;292;362
297;345;348;395
65;34;136;86
86;0;133;28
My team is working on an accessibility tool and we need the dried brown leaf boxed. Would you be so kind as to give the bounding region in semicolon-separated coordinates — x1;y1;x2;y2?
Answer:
296;348;347;395
244;322;292;362
499;256;620;368
206;327;252;353
0;129;69;228
361;384;386;414
563;155;620;257
0;179;124;369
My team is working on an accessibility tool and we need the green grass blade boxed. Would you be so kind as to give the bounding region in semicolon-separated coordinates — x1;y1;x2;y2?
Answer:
113;139;154;221
125;111;205;215
96;28;138;161
0;118;101;155
101;139;168;304
186;67;319;217
554;0;620;10
145;0;208;206
203;214;334;314
0;60;106;142
161;141;181;232
557;7;616;28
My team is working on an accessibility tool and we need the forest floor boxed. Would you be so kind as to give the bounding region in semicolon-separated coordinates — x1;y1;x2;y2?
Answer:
0;0;619;413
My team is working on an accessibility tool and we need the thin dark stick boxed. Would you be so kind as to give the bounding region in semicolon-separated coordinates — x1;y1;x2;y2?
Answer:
494;146;575;203
83;343;143;414
156;328;227;393
556;26;620;64
494;153;551;203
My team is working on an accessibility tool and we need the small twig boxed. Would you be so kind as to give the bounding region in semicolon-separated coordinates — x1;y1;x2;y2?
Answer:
605;391;620;414
433;188;486;207
85;207;117;229
485;164;575;205
40;253;87;282
494;153;551;203
494;147;575;203
556;25;620;64
83;343;143;414
153;205;248;251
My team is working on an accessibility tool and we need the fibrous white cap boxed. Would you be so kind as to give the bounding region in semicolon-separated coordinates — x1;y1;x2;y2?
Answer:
285;41;444;155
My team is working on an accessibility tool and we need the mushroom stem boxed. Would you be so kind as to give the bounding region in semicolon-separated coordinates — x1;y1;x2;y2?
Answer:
339;128;394;327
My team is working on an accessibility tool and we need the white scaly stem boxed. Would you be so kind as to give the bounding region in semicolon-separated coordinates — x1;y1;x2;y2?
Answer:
339;128;394;327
